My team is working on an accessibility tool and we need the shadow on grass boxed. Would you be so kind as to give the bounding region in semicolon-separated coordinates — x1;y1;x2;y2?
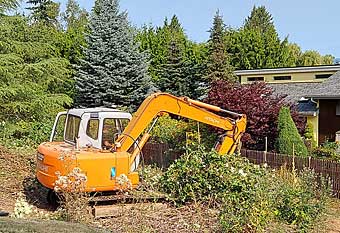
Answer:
22;176;55;211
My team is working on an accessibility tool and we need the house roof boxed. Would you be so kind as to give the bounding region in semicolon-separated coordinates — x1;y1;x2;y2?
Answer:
235;65;340;76
268;82;321;102
305;71;340;99
296;100;318;116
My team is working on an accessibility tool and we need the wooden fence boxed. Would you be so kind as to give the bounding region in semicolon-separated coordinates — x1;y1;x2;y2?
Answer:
141;143;182;168
241;149;340;198
142;143;340;197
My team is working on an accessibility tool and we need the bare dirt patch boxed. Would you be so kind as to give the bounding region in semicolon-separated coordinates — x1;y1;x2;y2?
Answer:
0;146;50;213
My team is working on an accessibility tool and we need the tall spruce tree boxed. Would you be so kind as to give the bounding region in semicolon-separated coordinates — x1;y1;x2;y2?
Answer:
157;40;189;96
244;6;275;34
206;11;236;82
26;0;60;26
75;0;151;110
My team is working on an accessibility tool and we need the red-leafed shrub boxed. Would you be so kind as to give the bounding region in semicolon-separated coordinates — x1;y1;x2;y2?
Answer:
206;81;305;151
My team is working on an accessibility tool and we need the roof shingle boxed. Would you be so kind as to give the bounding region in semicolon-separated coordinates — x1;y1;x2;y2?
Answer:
305;71;340;99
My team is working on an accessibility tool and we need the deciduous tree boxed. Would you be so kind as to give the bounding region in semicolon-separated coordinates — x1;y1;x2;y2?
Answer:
206;81;305;151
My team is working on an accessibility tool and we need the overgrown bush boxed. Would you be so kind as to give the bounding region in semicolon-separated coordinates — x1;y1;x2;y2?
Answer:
150;114;218;150
0;120;53;148
161;146;274;231
312;141;340;161
160;146;331;232
274;167;331;231
138;165;163;191
150;114;188;146
277;107;308;156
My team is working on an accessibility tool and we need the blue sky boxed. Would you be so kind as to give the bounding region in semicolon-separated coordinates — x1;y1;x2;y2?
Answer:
61;0;339;57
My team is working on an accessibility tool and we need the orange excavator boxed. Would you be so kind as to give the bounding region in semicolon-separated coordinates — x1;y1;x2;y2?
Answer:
36;93;246;200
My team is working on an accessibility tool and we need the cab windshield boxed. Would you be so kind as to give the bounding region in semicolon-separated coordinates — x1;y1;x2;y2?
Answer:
65;115;81;143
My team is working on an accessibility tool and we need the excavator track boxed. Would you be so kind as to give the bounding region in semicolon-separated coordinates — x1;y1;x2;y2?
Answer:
89;191;166;218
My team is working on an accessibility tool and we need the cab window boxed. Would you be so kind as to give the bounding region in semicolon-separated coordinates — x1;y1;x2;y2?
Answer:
86;119;99;140
102;118;130;149
52;114;66;142
102;119;118;149
65;115;81;143
118;118;129;132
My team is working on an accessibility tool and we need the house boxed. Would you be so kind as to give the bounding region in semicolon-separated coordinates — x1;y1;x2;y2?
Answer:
304;72;340;144
234;65;340;145
236;65;340;84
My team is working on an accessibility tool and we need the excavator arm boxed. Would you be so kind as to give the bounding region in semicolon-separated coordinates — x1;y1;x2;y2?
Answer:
115;93;246;166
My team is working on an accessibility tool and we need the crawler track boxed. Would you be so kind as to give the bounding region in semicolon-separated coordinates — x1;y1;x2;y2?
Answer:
89;191;167;218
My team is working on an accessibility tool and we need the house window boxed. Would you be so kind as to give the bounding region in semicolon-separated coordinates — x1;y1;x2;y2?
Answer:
273;75;291;81
315;74;332;79
336;101;340;116
247;77;264;82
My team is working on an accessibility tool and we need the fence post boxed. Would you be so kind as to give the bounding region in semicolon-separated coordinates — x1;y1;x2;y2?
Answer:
308;156;311;169
264;137;267;163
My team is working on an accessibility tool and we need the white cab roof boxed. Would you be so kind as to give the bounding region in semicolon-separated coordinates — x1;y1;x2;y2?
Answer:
67;107;130;118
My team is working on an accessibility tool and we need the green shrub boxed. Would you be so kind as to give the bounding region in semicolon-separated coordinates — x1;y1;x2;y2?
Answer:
312;147;336;158
274;168;331;231
161;146;274;232
150;114;218;151
304;122;316;149
277;107;308;156
0;120;53;148
138;165;163;191
311;141;340;161
150;114;188;145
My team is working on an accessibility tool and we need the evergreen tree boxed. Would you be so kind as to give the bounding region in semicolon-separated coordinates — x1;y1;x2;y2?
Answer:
0;15;73;144
157;40;190;96
62;0;88;29
227;6;290;69
136;15;207;98
276;107;308;156
60;0;88;64
26;0;60;26
286;43;302;67
0;0;19;13
206;11;236;82
136;15;187;82
75;0;151;110
244;5;275;34
299;50;334;66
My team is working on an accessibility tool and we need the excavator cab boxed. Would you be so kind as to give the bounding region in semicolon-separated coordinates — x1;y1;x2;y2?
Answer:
49;108;131;150
37;108;141;193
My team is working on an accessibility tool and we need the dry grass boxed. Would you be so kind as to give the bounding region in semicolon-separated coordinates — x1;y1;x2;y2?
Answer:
97;202;220;233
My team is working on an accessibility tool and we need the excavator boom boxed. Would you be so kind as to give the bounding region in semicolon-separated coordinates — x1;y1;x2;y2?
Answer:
116;93;246;156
